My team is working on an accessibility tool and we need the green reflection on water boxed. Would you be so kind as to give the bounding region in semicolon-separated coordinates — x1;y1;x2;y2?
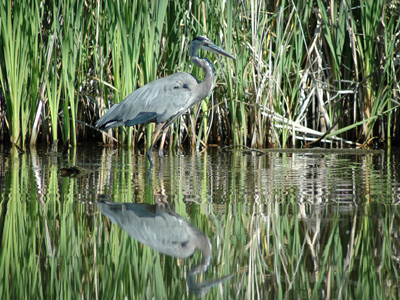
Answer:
0;146;399;299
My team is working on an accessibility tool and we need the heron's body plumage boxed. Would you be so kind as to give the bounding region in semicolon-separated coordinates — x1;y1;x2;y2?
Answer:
96;71;207;130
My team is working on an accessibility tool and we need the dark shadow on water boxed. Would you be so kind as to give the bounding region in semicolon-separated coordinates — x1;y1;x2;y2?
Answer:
97;194;232;297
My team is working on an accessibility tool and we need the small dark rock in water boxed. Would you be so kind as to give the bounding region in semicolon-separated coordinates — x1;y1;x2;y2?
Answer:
60;166;93;177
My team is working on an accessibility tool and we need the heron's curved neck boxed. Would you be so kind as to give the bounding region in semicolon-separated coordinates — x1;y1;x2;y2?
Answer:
188;235;212;276
190;55;215;98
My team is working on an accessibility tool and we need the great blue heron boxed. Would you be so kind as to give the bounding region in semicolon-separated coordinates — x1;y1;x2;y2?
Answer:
96;36;235;165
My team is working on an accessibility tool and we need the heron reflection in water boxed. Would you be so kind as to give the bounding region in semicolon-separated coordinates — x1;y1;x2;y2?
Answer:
96;36;235;165
98;195;232;296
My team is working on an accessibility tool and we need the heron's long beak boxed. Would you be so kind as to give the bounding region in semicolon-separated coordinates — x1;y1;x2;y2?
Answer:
204;42;236;60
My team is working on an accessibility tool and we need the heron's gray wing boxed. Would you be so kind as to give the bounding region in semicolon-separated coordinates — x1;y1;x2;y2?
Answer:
96;72;199;130
98;201;199;258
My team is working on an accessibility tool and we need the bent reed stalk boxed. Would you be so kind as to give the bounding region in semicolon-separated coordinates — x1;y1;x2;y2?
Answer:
0;0;399;150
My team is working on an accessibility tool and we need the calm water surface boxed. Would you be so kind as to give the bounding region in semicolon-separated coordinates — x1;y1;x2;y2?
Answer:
1;145;399;299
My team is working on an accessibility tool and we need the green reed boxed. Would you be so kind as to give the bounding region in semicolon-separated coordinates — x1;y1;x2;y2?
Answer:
142;0;168;150
27;2;44;147
60;0;85;146
0;1;33;147
45;24;62;145
112;0;141;145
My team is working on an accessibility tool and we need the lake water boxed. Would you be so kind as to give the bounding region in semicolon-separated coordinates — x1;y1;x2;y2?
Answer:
1;145;399;299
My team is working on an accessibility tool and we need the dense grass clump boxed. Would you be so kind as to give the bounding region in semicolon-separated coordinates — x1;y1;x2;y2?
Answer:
1;0;399;150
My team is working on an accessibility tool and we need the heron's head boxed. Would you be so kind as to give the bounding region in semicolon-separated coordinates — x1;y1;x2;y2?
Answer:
190;36;235;60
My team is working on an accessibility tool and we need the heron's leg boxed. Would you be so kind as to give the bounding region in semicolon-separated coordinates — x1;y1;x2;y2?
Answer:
146;149;154;166
146;123;164;166
158;129;168;157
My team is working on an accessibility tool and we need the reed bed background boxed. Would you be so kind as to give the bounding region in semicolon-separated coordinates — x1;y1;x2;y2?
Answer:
1;0;400;150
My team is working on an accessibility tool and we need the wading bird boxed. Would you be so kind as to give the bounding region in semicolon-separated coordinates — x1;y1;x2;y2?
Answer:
96;36;235;165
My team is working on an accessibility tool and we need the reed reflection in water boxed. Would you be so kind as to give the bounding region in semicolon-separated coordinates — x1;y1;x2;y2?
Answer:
0;145;400;299
98;192;232;297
